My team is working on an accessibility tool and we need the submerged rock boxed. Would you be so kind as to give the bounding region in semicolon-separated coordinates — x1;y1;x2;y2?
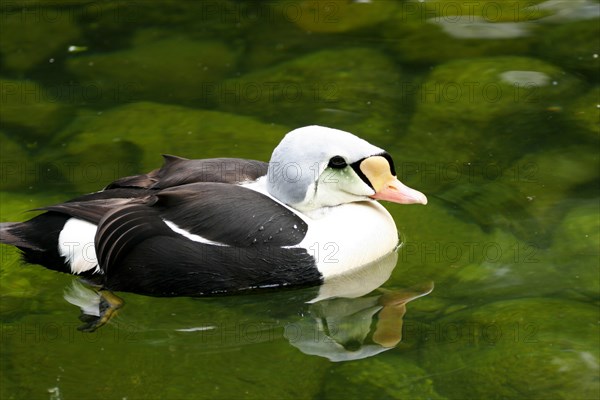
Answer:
534;0;600;24
238;18;335;70
286;0;399;33
322;355;446;400
81;0;250;45
390;198;568;309
537;19;600;81
391;201;497;286
421;298;599;399
389;143;598;305
0;132;34;191
0;6;81;71
4;0;88;5
444;228;565;297
383;0;544;64
54;102;288;192
550;202;600;299
402;56;582;168
407;142;599;264
239;2;398;70
565;86;600;138
0;79;74;139
66;33;237;104
506;146;599;237
217;48;408;135
399;0;546;22
453;143;596;224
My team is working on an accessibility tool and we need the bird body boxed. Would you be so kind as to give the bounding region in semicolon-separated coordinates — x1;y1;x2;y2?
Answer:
0;126;427;296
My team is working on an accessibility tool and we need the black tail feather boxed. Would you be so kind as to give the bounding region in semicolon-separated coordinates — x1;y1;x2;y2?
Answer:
0;213;71;273
1;222;44;250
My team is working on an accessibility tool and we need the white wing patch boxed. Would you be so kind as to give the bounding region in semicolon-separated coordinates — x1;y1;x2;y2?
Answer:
163;219;229;247
58;218;100;274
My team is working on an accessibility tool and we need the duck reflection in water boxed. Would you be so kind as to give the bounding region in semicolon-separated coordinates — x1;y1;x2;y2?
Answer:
64;250;433;362
286;251;433;361
288;281;433;362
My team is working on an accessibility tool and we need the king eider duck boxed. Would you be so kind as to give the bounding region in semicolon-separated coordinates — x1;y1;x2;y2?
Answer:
0;126;427;297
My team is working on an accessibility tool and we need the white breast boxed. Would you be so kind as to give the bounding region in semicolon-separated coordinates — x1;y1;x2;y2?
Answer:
299;201;399;280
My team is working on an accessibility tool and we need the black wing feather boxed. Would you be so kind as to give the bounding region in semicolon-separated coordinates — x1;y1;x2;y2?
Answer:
41;198;135;224
102;236;320;297
95;204;175;274
156;183;307;247
93;196;319;296
106;156;268;190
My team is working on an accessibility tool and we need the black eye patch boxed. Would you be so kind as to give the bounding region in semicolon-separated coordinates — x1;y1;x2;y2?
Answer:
328;155;347;169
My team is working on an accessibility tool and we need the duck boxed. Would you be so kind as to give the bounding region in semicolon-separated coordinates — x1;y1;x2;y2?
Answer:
0;125;427;297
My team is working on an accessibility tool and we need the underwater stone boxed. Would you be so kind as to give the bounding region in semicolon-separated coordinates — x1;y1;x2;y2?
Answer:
0;79;74;139
286;0;399;33
431;16;532;39
390;197;569;307
441;228;569;302
421;298;599;399
0;132;34;191
507;146;599;232
46;135;142;194
499;70;551;86
82;1;250;45
4;1;88;5
390;201;495;287
322;356;445;400
0;6;81;71
414;143;599;254
550;202;600;298
411;56;581;123
399;0;546;22
401;57;582;168
565;86;600;138
66;34;236;104
534;0;600;24
55;102;288;192
537;19;600;80
240;2;399;69
382;0;545;64
0;189;65;216
217;47;408;135
239;18;336;70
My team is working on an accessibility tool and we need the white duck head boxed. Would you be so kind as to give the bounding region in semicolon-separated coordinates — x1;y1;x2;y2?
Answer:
267;126;427;212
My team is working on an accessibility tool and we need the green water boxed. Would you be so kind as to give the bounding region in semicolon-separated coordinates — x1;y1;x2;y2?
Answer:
1;1;599;399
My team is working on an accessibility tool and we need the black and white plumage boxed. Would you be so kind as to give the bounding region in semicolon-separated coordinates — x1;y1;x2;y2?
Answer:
0;126;427;297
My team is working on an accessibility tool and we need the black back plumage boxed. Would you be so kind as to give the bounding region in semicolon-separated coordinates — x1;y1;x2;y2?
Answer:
155;183;308;246
91;183;317;296
106;156;269;190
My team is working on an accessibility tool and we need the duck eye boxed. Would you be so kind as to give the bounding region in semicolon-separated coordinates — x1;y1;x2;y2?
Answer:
328;156;347;169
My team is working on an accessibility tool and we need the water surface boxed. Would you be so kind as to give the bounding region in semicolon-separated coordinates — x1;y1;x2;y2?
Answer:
1;1;599;399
